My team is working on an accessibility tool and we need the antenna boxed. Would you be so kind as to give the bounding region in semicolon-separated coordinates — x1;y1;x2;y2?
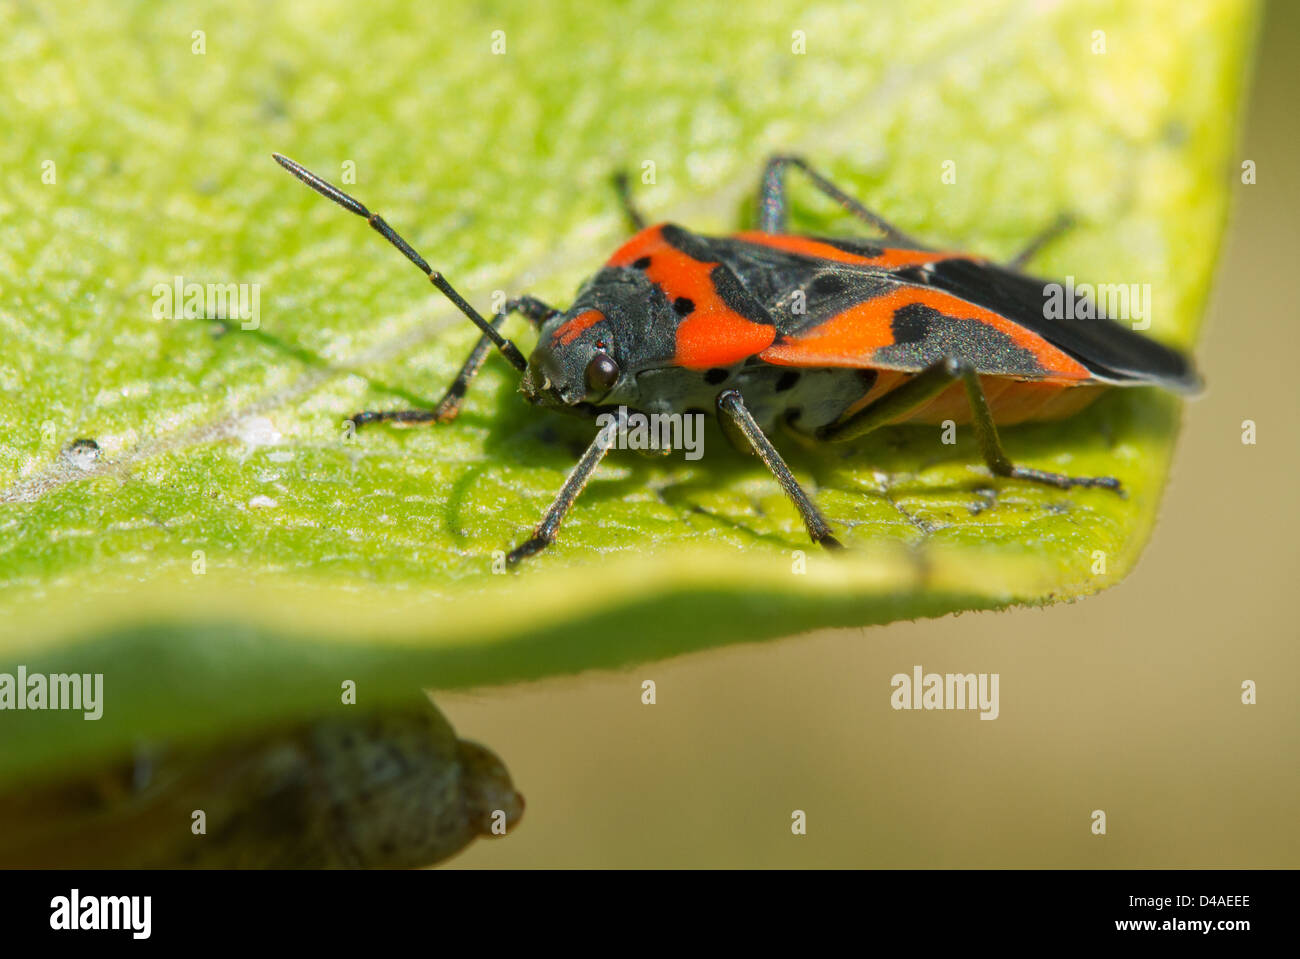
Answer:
272;153;527;371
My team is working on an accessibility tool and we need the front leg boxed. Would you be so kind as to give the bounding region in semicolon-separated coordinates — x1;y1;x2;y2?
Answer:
716;389;842;550
351;296;559;429
818;358;1123;492
506;411;624;566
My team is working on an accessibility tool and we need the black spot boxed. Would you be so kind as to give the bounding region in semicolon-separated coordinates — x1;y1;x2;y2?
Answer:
774;370;801;392
632;256;651;269
685;406;708;417
890;303;931;344
809;273;846;297
875;303;1045;376
705;368;729;385
673;297;695;316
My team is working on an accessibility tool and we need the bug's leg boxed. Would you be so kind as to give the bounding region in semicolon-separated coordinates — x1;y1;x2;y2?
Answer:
351;296;559;429
716;389;843;550
272;153;530;371
506;411;624;566
955;361;1122;491
817;360;964;443
758;154;923;246
1006;213;1075;271
818;358;1122;492
612;171;647;232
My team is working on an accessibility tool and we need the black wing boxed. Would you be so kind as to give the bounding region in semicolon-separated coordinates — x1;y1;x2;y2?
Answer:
895;258;1201;392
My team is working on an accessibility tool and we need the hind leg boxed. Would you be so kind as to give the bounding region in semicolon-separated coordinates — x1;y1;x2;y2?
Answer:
1005;214;1076;271
757;154;923;246
817;359;1123;492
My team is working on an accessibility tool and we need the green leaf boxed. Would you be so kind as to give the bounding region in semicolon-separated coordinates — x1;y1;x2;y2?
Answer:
0;0;1257;786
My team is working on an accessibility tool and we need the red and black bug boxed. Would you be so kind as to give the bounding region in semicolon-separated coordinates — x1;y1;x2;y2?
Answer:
272;153;1199;565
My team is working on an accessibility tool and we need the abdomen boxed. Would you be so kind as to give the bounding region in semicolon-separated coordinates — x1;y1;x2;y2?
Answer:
843;370;1108;426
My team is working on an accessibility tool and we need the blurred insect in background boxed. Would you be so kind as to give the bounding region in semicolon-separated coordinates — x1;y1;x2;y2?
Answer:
273;153;1199;565
0;696;523;868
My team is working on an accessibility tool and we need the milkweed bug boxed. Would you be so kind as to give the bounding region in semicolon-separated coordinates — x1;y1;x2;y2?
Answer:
272;153;1200;566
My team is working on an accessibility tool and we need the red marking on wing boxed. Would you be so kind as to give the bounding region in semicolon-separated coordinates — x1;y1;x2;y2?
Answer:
609;224;776;369
759;287;1092;383
552;309;605;346
731;232;974;269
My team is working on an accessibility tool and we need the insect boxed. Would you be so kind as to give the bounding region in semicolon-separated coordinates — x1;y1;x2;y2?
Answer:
272;153;1200;565
0;698;523;868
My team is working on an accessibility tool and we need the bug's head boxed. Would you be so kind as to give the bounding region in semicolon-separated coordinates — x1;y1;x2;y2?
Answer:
521;269;674;413
520;307;619;411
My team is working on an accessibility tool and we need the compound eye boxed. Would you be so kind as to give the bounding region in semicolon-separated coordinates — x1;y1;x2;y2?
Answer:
584;352;620;393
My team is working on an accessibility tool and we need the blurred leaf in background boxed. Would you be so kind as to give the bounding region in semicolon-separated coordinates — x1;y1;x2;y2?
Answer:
0;695;523;867
0;0;1256;786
